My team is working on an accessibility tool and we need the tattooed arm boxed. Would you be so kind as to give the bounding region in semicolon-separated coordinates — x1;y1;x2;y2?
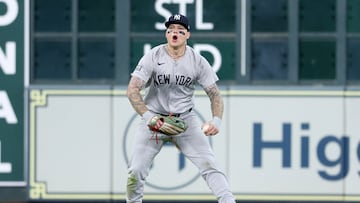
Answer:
204;83;224;119
203;83;224;136
126;76;148;116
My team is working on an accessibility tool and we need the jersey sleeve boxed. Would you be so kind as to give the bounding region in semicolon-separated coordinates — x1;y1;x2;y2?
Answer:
197;56;219;88
131;52;153;83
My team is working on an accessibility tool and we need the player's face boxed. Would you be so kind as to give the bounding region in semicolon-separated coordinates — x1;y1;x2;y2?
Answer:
166;24;190;48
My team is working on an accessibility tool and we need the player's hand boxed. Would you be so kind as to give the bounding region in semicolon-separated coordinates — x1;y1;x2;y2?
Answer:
154;118;164;129
143;111;165;131
201;122;219;136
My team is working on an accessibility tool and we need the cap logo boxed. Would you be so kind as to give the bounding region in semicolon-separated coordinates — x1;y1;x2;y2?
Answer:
174;14;181;20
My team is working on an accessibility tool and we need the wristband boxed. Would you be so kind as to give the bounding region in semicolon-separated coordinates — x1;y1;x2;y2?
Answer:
212;116;222;129
142;111;154;124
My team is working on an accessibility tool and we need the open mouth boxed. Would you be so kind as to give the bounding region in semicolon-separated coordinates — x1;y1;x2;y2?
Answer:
172;35;178;40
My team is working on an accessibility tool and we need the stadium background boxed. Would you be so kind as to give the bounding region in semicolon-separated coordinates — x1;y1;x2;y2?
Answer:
1;0;360;202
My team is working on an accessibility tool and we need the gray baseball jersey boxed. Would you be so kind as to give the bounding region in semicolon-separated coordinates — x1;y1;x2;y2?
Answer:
131;44;218;115
127;43;236;203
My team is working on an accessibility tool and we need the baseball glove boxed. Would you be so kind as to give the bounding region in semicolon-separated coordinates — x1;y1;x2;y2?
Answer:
148;115;188;136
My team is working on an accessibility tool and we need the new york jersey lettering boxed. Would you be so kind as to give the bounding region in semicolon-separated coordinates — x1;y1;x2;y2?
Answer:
153;74;170;87
175;75;193;87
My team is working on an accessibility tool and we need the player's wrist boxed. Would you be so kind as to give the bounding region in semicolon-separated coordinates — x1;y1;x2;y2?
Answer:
142;111;155;124
212;116;222;129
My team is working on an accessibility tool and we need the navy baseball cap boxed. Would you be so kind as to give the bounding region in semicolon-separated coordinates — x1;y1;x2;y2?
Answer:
165;14;190;30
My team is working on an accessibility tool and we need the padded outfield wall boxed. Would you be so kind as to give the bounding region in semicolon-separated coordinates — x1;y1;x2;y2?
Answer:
25;87;360;202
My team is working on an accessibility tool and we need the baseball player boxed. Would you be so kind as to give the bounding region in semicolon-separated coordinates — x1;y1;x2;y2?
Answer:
126;14;236;203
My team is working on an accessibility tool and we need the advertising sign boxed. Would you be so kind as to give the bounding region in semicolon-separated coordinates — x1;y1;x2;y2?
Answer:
0;0;27;185
28;89;360;202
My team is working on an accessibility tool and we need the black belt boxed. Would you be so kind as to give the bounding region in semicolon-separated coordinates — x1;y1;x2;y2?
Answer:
159;108;192;117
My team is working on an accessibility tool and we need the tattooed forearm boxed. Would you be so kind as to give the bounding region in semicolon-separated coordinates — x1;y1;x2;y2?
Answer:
127;76;148;115
204;83;224;118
